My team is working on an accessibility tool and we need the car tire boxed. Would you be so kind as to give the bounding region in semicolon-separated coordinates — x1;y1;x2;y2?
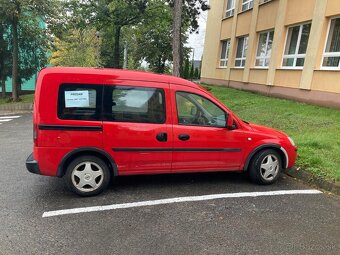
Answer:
65;155;111;196
249;149;282;185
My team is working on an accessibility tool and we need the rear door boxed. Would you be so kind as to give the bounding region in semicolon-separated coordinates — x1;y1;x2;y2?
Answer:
102;81;173;175
170;84;246;172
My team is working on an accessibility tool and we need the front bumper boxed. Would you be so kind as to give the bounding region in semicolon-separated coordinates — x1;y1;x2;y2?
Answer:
26;153;41;175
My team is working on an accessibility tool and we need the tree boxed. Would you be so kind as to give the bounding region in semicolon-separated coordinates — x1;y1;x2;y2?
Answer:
172;0;182;77
125;0;173;73
0;19;11;98
194;67;199;79
0;0;56;101
168;0;209;76
189;61;194;80
93;0;148;68
182;58;190;79
50;28;101;67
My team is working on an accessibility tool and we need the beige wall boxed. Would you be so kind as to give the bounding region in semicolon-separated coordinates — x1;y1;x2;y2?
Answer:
229;68;244;82
326;0;340;17
312;71;340;93
201;0;340;106
285;0;315;25
221;19;233;39
201;0;225;79
274;70;302;88
249;69;268;85
236;11;252;36
256;0;278;31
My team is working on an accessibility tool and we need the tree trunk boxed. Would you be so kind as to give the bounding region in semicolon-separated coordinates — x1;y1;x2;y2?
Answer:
172;0;182;77
0;26;6;98
11;14;19;101
1;76;5;98
113;26;121;68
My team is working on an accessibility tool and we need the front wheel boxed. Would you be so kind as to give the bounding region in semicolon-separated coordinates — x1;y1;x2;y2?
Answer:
249;149;282;185
65;156;111;196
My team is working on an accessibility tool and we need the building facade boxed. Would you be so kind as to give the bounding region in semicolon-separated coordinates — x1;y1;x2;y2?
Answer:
201;0;340;108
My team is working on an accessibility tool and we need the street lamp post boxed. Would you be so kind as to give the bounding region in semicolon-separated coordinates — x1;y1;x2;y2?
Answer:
95;31;101;67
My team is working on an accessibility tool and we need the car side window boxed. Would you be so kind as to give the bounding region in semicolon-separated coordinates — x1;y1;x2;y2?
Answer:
103;86;166;124
176;91;226;128
58;84;102;121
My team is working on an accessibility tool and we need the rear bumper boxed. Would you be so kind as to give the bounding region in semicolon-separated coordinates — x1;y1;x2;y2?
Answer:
26;153;41;175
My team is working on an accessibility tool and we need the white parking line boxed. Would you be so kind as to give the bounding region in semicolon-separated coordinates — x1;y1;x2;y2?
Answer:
0;115;21;119
0;115;21;124
42;189;322;218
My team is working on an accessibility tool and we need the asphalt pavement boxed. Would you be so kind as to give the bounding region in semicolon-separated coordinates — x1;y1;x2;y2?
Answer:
0;113;339;255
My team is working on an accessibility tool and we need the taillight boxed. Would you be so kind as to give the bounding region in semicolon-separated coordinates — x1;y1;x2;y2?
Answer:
33;124;38;146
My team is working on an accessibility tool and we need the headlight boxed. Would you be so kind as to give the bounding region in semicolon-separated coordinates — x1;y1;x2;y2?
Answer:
288;137;295;146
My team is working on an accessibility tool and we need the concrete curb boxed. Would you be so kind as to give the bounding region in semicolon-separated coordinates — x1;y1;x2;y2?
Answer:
283;167;340;196
0;103;33;113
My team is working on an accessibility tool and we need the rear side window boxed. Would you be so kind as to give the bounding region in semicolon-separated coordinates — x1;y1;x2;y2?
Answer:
58;84;102;120
103;86;166;124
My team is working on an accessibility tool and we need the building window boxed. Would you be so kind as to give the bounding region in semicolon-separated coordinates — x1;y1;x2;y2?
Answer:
260;0;272;4
220;40;230;67
255;31;274;67
282;23;311;68
225;0;235;18
235;36;248;67
322;18;340;69
242;0;254;12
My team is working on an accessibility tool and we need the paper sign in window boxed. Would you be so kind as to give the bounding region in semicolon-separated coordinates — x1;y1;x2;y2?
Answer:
65;90;90;108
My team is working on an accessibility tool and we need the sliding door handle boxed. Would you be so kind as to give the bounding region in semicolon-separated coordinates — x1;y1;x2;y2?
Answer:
178;134;190;141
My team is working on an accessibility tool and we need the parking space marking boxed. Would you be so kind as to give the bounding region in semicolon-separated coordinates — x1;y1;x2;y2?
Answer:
42;189;322;218
0;115;21;124
0;115;21;119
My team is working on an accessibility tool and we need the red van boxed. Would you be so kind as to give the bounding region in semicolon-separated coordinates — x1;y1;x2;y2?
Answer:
26;67;297;196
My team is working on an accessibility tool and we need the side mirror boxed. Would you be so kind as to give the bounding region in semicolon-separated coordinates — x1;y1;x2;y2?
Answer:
227;114;236;130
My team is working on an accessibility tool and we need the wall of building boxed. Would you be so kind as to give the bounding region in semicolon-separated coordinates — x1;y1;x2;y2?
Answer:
201;0;340;108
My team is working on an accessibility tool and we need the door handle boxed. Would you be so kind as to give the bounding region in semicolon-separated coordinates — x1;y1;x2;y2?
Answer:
156;132;167;142
178;134;190;141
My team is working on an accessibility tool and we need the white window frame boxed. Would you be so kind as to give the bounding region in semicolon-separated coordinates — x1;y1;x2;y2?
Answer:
255;30;274;68
242;0;254;12
219;40;231;68
282;22;311;69
235;36;249;68
321;17;340;70
225;0;235;18
260;0;272;4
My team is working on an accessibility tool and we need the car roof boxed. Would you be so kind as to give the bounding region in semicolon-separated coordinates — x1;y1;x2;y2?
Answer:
40;67;201;89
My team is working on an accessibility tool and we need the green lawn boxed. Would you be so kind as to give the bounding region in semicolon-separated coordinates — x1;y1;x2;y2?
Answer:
0;94;34;105
203;84;340;182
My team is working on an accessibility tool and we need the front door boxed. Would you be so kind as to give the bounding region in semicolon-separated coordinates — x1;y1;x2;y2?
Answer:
171;85;246;172
102;81;172;175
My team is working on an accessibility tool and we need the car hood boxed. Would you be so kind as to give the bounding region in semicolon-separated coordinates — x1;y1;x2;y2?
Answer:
248;123;287;138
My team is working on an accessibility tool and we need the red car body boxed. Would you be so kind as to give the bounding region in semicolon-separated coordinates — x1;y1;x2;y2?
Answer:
26;67;297;195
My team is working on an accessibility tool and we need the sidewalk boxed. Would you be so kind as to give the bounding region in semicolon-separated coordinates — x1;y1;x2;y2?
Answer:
0;103;33;113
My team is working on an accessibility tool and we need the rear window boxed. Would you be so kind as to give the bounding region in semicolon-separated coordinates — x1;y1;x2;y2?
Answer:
58;84;102;120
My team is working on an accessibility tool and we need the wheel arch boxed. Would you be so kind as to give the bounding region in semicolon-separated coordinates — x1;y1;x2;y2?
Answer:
57;147;118;177
243;144;288;171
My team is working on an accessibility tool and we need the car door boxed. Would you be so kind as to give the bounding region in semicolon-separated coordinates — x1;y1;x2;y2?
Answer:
102;80;173;175
171;84;246;172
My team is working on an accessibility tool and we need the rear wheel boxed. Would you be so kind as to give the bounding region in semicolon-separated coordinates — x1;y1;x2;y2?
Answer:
65;156;111;196
249;149;282;185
